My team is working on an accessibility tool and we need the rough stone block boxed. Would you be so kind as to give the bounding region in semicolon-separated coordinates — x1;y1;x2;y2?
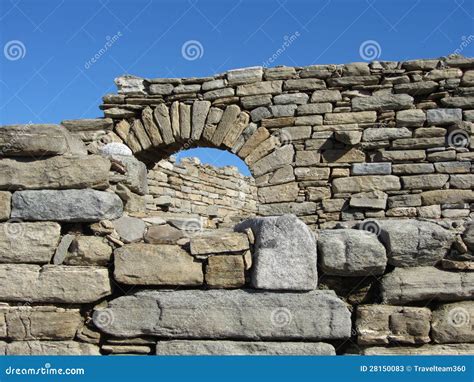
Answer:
64;236;112;266
190;231;249;255
155;340;335;355
0;155;110;190
350;190;387;209
235;214;317;290
426;108;462;125
0;192;11;221
352;163;391;175
114;244;203;286
379;220;454;267
332;175;400;193
93;289;351;340
11;189;123;222
381;267;474;304
352;94;413;111
0;124;72;157
356;305;431;345
0;264;111;303
318;229;387;276
361;344;474;355
431;301;474;344
4;341;100;355
205;255;245;288
0;221;60;263
3;306;82;340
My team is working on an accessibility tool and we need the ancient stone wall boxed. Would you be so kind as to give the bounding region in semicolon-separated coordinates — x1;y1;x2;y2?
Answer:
147;156;257;228
0;56;473;356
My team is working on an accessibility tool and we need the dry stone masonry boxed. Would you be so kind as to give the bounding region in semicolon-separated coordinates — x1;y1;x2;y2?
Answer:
0;55;473;356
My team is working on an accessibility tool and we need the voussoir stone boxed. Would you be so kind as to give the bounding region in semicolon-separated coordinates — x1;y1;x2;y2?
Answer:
356;305;431;345
0;264;111;303
0;124;72;157
190;231;249;255
431;301;474;344
318;229;387;276
93;289;351;340
155;340;335;355
379;220;454;267
0;221;60;263
114;244;203;285
381;267;474;304
235;214;317;290
352;94;413;111
0;155;110;190
11;189;123;222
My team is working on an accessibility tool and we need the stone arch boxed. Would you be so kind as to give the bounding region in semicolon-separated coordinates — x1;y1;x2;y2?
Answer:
105;98;296;210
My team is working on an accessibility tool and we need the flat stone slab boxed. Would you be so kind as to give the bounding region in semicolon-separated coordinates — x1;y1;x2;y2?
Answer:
0;264;111;303
190;231;249;255
0;155;110;190
93;289;351;340
318;229;387;276
11;189;123;222
235;214;317;290
114;244;203;286
379;220;454;267
0;221;60;263
0;124;72;157
155;340;335;355
0;306;82;340
381;267;474;304
0;341;100;355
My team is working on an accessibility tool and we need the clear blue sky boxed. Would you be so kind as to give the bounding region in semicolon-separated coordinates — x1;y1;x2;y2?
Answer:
1;0;473;175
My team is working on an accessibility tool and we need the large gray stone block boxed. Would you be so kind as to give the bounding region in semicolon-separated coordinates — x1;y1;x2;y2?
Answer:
155;340;335;355
379;220;454;267
235;214;317;290
318;229;387;276
11;189;123;222
352;93;413;111
381;267;474;304
93;289;351;340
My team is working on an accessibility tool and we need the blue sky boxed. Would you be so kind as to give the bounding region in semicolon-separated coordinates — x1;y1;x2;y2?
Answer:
1;0;473;175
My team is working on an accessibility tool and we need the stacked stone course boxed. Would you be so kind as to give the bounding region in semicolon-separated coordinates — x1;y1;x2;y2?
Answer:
0;55;472;355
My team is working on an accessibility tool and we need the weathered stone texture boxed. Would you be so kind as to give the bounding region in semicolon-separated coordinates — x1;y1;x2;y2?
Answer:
235;215;317;290
94;289;351;340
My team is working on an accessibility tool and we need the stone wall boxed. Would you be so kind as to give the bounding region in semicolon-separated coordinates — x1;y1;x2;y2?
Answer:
147;156;257;228
0;55;472;356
